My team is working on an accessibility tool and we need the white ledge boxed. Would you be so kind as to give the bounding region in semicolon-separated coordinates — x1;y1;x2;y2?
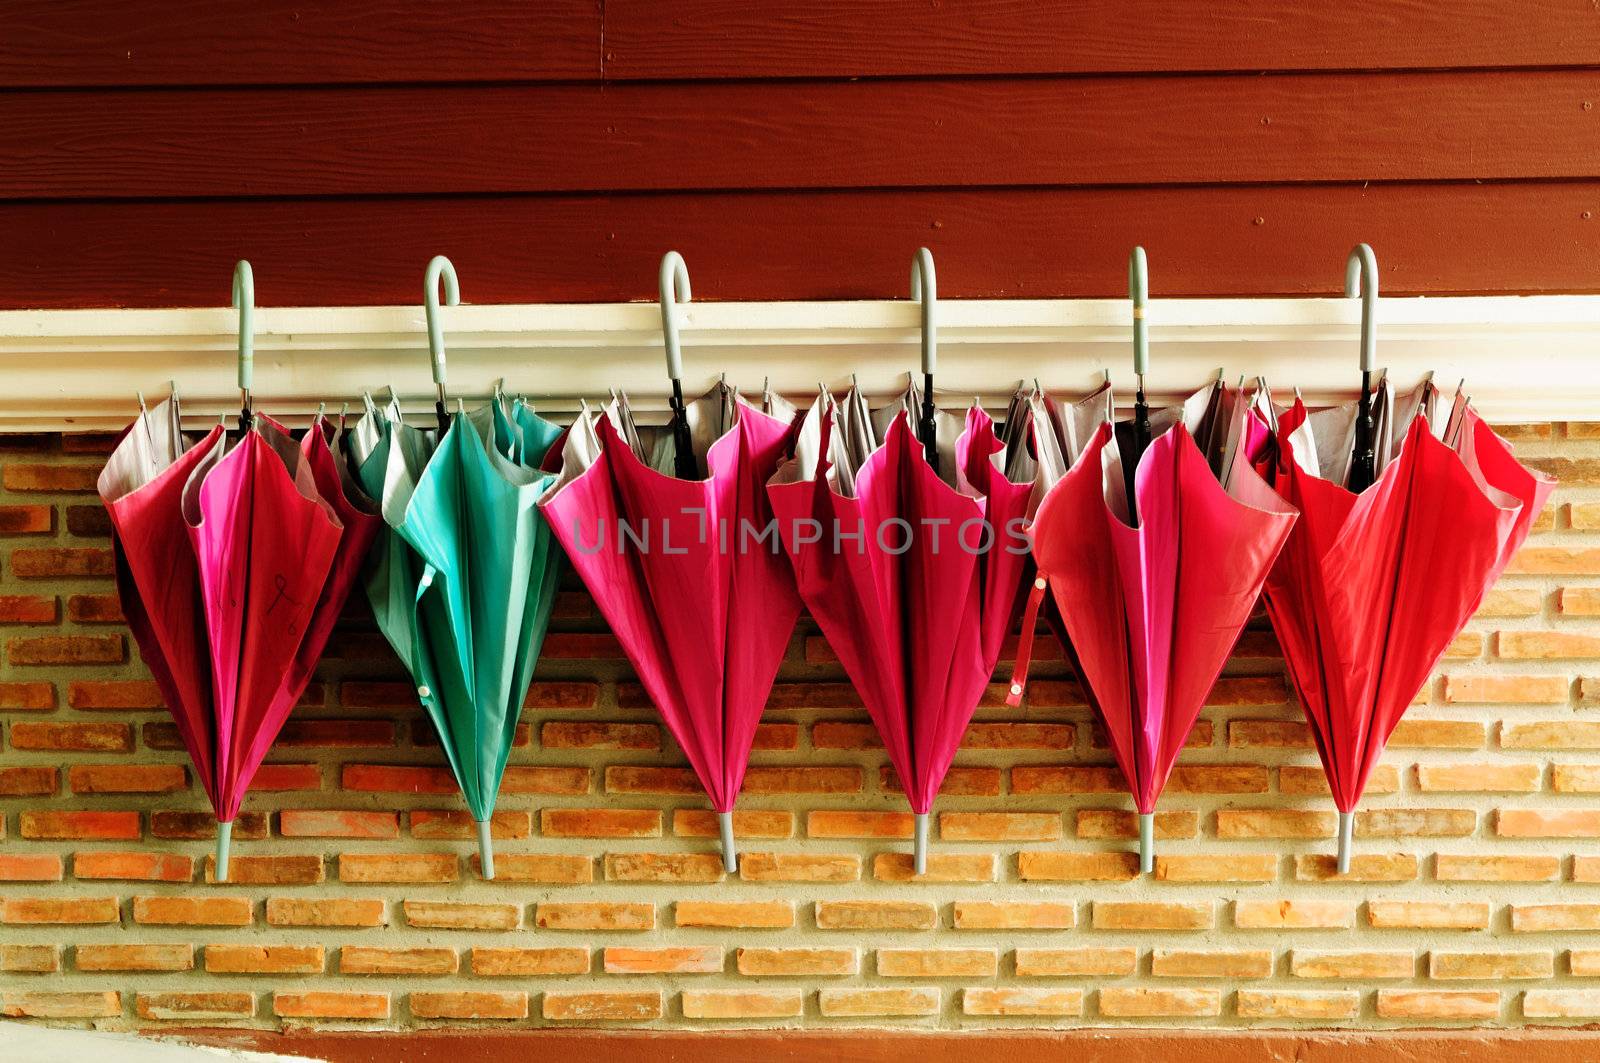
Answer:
0;295;1595;430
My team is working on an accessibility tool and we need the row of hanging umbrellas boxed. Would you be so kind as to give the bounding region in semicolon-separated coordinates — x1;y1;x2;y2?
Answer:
98;248;1552;880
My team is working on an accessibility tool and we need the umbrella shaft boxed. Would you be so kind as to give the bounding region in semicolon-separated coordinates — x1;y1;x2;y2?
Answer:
1349;373;1376;491
918;372;939;472
718;811;737;874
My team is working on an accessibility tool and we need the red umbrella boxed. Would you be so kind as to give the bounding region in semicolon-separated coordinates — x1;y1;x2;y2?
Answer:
768;389;1031;872
1009;379;1297;871
541;384;802;871
1260;394;1552;869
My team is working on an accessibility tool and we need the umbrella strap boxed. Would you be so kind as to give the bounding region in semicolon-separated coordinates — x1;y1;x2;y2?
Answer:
1007;573;1050;707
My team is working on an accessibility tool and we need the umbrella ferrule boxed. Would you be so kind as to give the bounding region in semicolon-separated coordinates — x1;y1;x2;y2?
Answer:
1336;810;1355;875
717;811;737;874
215;819;233;883
913;812;931;876
476;819;495;881
1138;812;1155;874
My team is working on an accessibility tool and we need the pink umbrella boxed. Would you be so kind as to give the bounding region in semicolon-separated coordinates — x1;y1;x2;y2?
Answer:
768;386;1031;873
541;384;802;871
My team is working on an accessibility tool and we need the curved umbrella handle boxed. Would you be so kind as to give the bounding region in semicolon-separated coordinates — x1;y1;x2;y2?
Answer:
232;260;254;424
910;248;940;470
1345;243;1378;374
659;251;692;384
424;255;460;432
1128;246;1149;379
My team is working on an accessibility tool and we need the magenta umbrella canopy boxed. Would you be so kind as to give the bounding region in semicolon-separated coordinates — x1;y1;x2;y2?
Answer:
768;399;1031;873
541;390;802;871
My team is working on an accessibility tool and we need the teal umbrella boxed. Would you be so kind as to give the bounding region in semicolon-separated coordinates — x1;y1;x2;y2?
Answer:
352;258;563;878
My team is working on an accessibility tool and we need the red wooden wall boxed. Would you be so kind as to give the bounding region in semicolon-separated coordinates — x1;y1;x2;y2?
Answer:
5;1;1600;308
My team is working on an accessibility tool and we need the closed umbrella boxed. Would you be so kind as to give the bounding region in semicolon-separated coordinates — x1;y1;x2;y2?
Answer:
1258;248;1554;870
356;256;566;879
541;254;803;871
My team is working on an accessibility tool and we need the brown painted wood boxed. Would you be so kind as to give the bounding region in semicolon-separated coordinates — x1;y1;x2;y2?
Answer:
6;71;1600;200
0;0;601;86
603;0;1600;79
3;182;1596;309
174;1027;1600;1063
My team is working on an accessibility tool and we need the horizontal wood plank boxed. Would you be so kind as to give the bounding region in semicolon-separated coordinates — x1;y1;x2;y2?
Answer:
603;0;1600;79
1;182;1595;309
0;0;600;86
6;72;1600;200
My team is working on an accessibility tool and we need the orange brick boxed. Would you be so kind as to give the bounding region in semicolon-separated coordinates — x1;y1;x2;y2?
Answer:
1561;587;1600;615
1416;762;1541;792
604;852;724;883
1011;765;1124;795
470;947;589;977
541;720;658;749
523;680;600;709
1553;763;1600;792
673;809;792;839
1228;719;1312;748
1390;719;1487;748
543;991;661;1022
738;852;861;883
132;895;251;927
0;945;59;973
3;463;98;492
68;763;187;794
1151;949;1272;978
1092;902;1212;931
1375;989;1499;1020
1500;630;1600;659
1236;989;1357;1020
1572;856;1600;882
1368;900;1490;930
882;765;1001;797
962;721;1075;749
675;900;794;929
873;852;995;883
953;901;1076;930
403;901;518;931
535;902;653;932
682;989;803;1020
274;991;389;1020
1099;986;1220;1018
0;681;55;712
65;593;123;623
1430;950;1553;979
1015;948;1137;977
604;945;722;974
1294;853;1418;882
1;895;118;924
1510;904;1600;931
0;854;62;881
9;720;130;752
736;947;855;976
279;809;399;839
1523;989;1600;1019
806;810;913;838
1168;764;1270;793
75;943;193;972
812;720;882;748
0;765;56;796
816;900;937;931
1357;808;1475;836
477;852;593;884
939;811;1060;841
1155;854;1278;883
1076;809;1197;839
266;897;387;928
1498;808;1600;837
1509;548;1600;575
1571;951;1600;976
1503;721;1600;748
1443;674;1569;704
339;852;458;883
962;987;1083;1017
1436;853;1560;882
340;946;457;976
1217;808;1335;839
19;810;139;841
410;990;526;1020
204;945;324;974
0;594;56;623
541;807;661;838
604;766;700;795
340;763;459;793
1235;900;1354;929
1018;850;1138;882
8;549;114;580
742;765;862;794
204;853;324;885
818;987;938;1017
0;504;54;534
135;990;253;1021
1291;950;1413;979
0;991;120;1018
876;948;996;977
1474;588;1543;618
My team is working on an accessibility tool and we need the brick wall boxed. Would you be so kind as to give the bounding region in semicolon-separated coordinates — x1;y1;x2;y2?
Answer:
0;424;1594;1031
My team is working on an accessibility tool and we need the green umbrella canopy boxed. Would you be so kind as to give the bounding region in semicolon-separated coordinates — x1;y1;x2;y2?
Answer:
355;396;562;879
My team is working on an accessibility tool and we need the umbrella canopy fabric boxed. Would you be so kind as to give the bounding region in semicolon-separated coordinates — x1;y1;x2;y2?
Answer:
1257;390;1553;869
1012;382;1298;871
100;403;366;879
767;386;1032;872
540;384;802;872
356;396;563;879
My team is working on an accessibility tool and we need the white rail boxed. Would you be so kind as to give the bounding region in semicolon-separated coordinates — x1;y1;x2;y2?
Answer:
0;295;1595;430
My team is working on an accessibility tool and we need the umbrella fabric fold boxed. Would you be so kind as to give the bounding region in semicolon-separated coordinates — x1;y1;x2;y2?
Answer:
1258;389;1553;870
101;402;369;879
1011;382;1298;872
358;396;564;879
767;385;1032;873
541;383;803;872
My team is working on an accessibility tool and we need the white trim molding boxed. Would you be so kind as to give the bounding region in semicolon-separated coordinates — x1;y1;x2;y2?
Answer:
0;295;1596;430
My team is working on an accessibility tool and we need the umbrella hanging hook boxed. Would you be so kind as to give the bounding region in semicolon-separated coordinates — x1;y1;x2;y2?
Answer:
909;248;940;471
659;251;700;480
232;260;254;429
1346;243;1380;492
424;255;460;434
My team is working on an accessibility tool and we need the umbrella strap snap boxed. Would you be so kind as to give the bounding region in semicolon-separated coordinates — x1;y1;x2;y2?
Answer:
1007;572;1050;707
